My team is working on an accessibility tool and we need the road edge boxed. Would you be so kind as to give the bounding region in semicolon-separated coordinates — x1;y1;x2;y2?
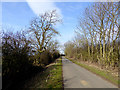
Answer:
65;57;118;88
61;56;64;90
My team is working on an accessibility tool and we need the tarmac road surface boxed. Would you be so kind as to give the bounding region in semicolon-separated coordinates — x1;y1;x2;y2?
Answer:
62;57;117;88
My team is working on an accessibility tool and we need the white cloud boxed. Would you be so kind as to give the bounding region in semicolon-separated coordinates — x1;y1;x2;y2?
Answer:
2;0;119;2
26;0;62;17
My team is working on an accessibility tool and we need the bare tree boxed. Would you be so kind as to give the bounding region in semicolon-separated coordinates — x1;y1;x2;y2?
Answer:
83;2;118;68
65;2;119;69
29;10;61;54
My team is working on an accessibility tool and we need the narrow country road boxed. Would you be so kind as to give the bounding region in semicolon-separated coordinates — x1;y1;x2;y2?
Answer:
62;57;117;88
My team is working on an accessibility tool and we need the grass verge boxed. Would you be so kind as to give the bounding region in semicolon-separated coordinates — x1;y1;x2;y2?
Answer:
24;57;63;89
65;57;118;86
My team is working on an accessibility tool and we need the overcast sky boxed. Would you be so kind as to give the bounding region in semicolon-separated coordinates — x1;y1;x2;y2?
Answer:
2;1;92;53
